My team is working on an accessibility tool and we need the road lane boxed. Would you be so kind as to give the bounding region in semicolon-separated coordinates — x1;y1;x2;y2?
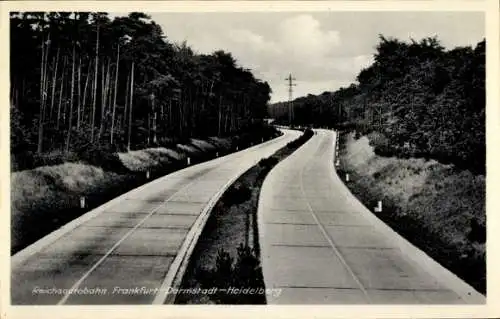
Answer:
11;129;301;305
258;129;485;304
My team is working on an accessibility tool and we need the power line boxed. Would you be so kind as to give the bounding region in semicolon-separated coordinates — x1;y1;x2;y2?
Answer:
285;73;296;126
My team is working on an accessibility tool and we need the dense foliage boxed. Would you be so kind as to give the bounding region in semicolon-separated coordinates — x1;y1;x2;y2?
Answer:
270;36;485;173
10;12;272;170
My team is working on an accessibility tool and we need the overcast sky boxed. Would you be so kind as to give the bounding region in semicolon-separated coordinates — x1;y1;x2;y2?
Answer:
125;12;484;103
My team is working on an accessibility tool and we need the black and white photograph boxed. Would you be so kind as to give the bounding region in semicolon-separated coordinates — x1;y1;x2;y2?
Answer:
5;1;496;315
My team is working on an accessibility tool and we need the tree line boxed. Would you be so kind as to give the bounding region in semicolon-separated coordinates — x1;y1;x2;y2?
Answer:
10;12;272;169
269;36;485;173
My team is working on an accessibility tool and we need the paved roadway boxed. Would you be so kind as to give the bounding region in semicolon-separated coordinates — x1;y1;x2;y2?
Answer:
11;129;301;305
258;129;485;304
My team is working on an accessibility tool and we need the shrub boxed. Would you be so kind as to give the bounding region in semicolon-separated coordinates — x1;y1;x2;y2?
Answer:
286;128;313;149
354;130;363;140
11;150;81;172
233;244;263;291
258;156;279;169
468;218;486;244
373;144;395;157
224;182;252;206
196;244;264;304
76;144;129;173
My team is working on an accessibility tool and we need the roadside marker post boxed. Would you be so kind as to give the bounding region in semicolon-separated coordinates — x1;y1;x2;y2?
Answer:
80;196;86;209
346;173;349;182
374;200;383;213
187;157;191;166
146;170;150;179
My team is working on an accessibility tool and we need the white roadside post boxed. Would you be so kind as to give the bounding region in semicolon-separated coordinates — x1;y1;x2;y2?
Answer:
146;170;150;179
187;157;191;166
345;173;349;182
374;200;383;213
80;196;86;209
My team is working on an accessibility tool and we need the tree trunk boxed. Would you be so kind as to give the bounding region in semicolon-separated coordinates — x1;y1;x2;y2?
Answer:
110;44;120;145
224;105;230;134
57;57;67;130
37;34;50;154
37;37;45;154
153;96;157;143
124;72;130;143
76;56;82;130
98;59;111;142
98;62;105;141
65;44;76;153
81;61;91;126
37;38;45;154
218;95;222;136
91;24;99;143
169;98;172;132
179;91;184;137
49;47;60;121
42;34;50;121
127;62;134;151
10;82;15;106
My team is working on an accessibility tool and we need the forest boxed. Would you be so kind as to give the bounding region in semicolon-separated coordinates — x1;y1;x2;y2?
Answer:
10;12;272;171
270;36;485;174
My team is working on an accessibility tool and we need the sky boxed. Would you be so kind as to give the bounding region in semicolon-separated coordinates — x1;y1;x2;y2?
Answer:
122;11;484;103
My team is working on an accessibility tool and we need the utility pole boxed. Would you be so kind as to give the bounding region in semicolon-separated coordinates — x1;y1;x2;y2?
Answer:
285;74;296;127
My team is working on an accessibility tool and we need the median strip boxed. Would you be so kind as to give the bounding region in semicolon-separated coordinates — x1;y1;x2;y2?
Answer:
174;128;314;304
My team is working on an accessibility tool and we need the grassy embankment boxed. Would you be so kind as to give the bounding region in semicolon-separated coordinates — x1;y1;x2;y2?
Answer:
11;127;280;254
336;132;486;294
175;128;314;304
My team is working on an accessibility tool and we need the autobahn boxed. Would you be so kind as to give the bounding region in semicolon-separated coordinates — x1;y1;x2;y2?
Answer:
11;129;300;305
258;129;485;304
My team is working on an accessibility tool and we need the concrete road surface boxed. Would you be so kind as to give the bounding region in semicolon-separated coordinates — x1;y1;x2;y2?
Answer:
258;129;485;304
11;129;301;305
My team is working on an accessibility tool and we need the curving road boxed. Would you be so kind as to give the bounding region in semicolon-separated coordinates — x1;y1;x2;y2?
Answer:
11;129;301;305
258;129;485;304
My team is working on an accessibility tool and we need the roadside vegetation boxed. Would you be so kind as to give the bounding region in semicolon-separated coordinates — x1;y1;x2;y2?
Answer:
337;132;485;293
175;128;314;304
